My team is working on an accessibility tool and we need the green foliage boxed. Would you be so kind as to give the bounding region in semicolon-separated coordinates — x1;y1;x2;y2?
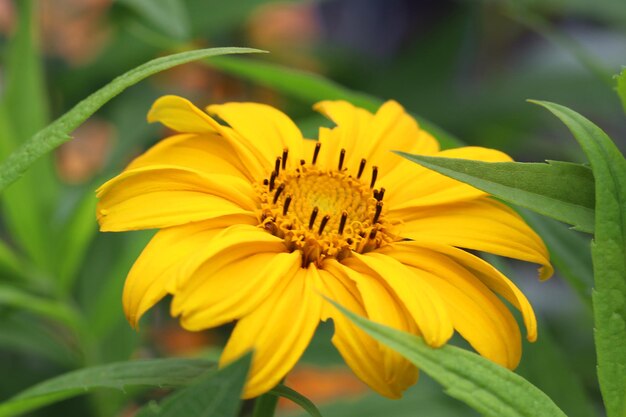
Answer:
207;57;462;149
532;100;626;417
331;299;568;417
118;0;191;40
135;355;249;417
269;385;323;417
0;47;264;193
0;358;215;417
396;154;595;233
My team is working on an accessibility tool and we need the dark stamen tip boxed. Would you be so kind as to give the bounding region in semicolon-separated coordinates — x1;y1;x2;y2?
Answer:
275;157;282;174
283;195;292;215
308;207;319;229
263;178;269;186
318;215;331;234
282;148;289;170
273;183;285;204
312;142;321;165
369;228;378;239
370;166;379;188
373;201;383;223
269;171;277;191
338;148;346;170
338;211;348;235
357;158;366;179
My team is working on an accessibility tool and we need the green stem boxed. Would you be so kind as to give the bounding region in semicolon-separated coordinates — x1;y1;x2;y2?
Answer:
251;392;280;417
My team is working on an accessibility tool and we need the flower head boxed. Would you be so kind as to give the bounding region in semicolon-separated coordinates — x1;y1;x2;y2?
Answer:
96;96;552;399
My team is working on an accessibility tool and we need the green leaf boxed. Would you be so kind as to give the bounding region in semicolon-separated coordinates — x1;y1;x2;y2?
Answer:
396;153;595;233
616;68;626;115
135;354;250;417
0;47;265;193
0;0;57;270
207;56;462;149
0;284;80;331
0;358;215;417
531;100;626;417
269;385;323;417
118;0;191;40
329;299;567;417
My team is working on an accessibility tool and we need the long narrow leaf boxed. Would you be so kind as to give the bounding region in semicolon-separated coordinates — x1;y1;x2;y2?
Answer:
532;100;626;417
0;358;214;417
616;68;626;114
397;154;595;233
330;299;567;417
0;47;264;193
207;56;462;149
270;385;323;417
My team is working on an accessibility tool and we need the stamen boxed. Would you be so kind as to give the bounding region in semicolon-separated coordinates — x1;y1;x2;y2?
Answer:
308;207;319;229
318;215;331;234
357;158;366;179
300;159;306;165
370;166;378;188
269;171;277;191
373;201;383;223
338;149;346;170
283;195;292;215
273;183;285;204
338;211;348;234
375;187;386;201
369;228;378;239
312;142;321;165
263;178;269;186
275;157;281;174
282;148;288;170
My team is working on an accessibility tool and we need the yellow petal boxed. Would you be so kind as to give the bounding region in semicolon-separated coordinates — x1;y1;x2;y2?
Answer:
395;240;538;342
383;245;522;368
122;217;244;328
338;254;454;347
317;262;418;398
176;251;301;330
96;166;258;231
384;146;512;209
206;102;304;169
126;133;253;181
396;198;553;280
147;95;220;133
314;100;439;178
219;264;322;399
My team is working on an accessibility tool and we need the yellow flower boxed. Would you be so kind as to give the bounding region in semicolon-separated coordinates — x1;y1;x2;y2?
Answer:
96;96;552;399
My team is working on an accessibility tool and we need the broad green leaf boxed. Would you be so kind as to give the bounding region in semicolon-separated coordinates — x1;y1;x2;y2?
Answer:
397;153;595;233
118;0;191;40
207;56;462;149
330;300;567;417
0;284;80;331
135;355;250;417
0;358;215;417
532;100;626;417
617;68;626;115
0;0;56;270
0;239;25;280
0;47;264;193
269;385;323;417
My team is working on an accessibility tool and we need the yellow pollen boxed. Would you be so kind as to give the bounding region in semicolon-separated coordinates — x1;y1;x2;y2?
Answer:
256;162;396;267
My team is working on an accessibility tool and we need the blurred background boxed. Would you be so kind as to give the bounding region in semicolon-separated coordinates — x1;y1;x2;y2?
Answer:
0;0;624;416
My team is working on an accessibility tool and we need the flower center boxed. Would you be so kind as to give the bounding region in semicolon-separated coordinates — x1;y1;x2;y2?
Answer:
255;146;397;267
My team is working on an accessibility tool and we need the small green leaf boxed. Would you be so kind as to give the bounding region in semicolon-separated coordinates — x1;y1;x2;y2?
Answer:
0;47;265;193
0;358;215;417
329;299;567;417
397;153;595;233
207;56;462;149
616;68;626;115
531;100;626;417
269;385;323;417
0;284;80;331
135;354;250;417
118;0;191;40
